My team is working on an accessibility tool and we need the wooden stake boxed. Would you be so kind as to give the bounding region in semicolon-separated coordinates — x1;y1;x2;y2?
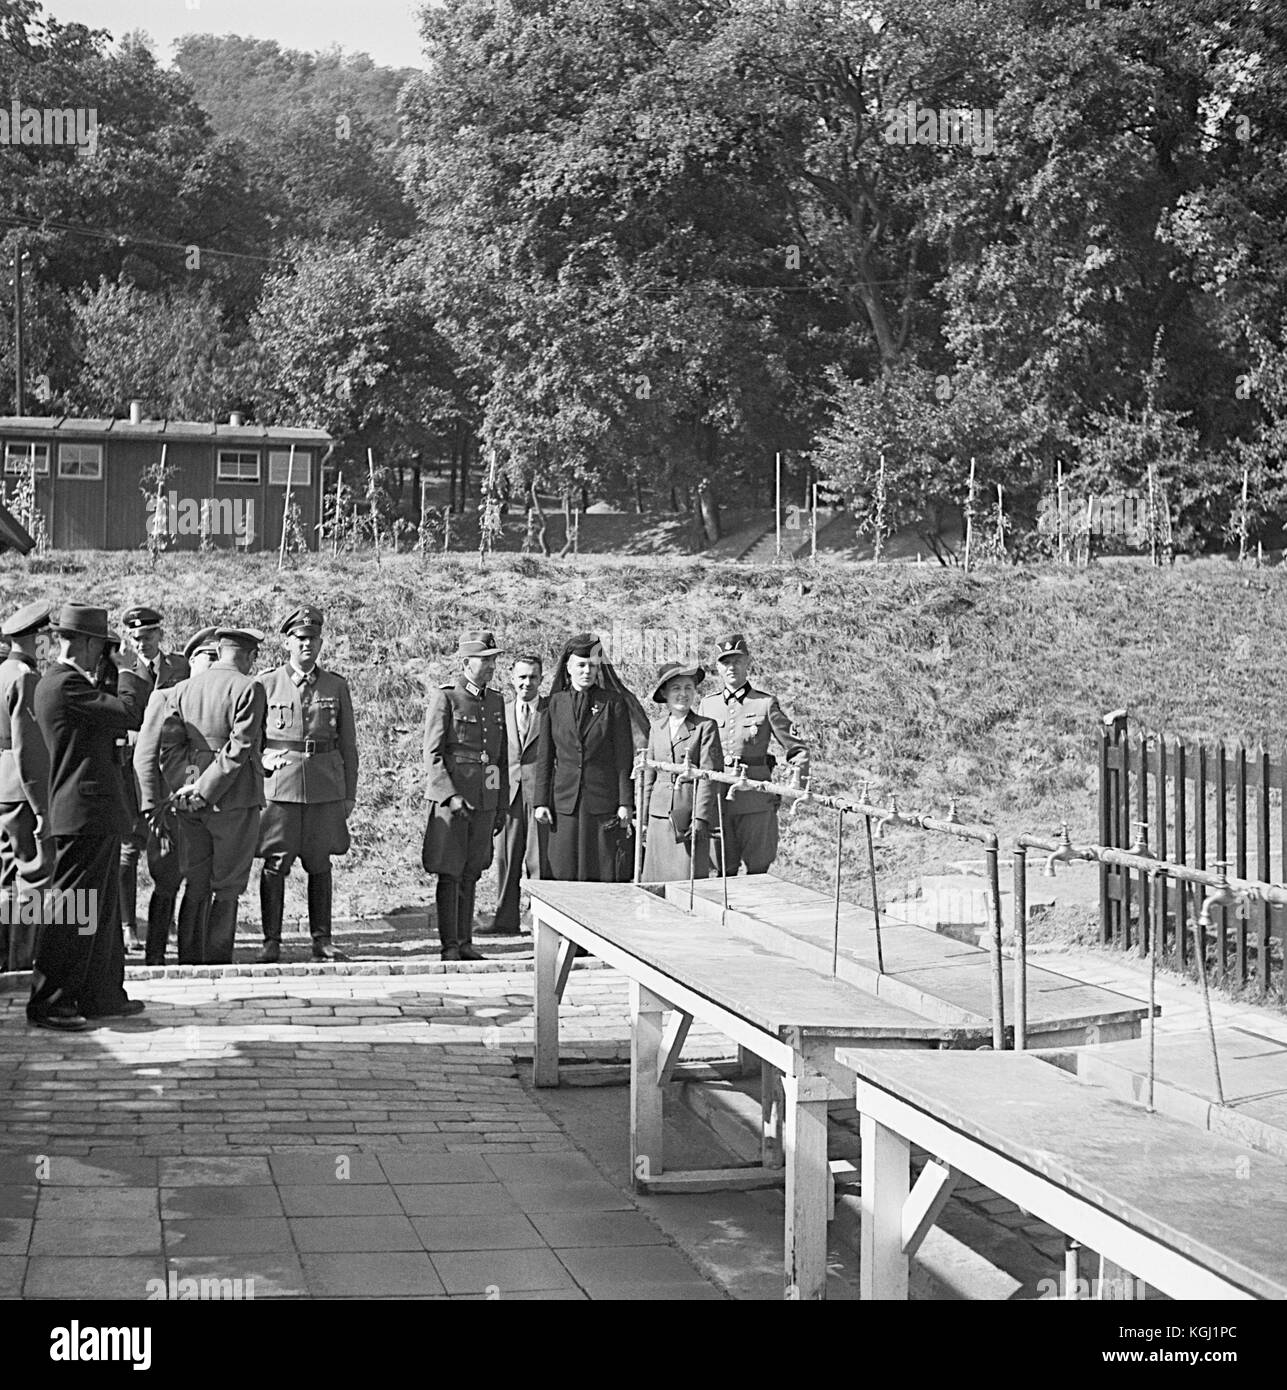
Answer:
368;447;381;564
277;442;295;572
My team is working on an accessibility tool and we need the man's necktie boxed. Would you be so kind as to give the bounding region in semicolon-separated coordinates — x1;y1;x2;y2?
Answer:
519;702;531;739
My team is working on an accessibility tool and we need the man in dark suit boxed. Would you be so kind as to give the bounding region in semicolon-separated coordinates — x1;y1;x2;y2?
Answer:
169;628;267;964
534;633;636;883
422;631;508;961
27;604;144;1030
481;652;549;936
117;606;189;955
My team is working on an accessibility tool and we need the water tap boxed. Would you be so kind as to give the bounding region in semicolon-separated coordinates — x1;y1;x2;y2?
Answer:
1198;862;1243;929
726;760;752;799
1128;821;1154;861
1043;823;1076;877
876;796;908;839
945;798;961;824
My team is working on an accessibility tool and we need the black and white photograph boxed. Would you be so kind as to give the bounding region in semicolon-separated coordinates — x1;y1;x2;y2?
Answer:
0;0;1283;1350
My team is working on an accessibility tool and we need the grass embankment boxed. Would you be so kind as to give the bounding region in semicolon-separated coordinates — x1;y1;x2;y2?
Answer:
1;549;1284;935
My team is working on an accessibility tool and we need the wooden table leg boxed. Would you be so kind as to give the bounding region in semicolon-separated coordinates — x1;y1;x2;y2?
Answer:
783;1069;831;1300
631;981;666;1187
533;911;561;1088
762;1061;785;1170
859;1111;911;1299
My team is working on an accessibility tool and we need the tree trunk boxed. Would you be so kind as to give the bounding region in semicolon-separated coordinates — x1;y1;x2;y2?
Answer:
526;477;550;557
412;463;422;519
697;480;721;544
698;426;722;543
634;475;644;514
460;430;470;506
556;490;574;558
580;484;590;512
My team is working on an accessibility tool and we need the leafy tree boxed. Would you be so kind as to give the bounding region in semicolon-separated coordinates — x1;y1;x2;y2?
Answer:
69;278;257;420
250;236;462;465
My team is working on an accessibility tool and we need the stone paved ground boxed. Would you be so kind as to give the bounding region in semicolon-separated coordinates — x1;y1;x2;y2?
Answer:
0;966;731;1300
3;940;1282;1301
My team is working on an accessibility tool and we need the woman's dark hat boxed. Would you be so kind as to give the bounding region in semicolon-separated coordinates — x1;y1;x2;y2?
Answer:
651;662;707;704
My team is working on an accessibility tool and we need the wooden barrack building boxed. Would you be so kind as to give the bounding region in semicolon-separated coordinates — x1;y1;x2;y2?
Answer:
0;410;333;552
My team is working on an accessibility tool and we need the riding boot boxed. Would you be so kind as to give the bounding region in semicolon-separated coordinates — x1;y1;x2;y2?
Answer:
308;870;347;961
258;867;287;964
176;891;209;965
457;877;486;961
119;859;142;950
144;892;176;966
435;876;461;960
204;898;239;965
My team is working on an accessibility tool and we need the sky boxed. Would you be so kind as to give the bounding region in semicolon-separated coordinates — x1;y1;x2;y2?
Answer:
44;0;431;70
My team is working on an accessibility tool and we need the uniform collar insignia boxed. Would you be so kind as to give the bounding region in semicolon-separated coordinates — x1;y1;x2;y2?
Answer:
464;678;483;698
290;665;318;689
723;684;748;703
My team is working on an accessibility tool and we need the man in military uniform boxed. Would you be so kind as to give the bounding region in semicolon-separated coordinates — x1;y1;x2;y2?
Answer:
422;632;508;961
133;627;219;964
117;606;189;954
0;601;52;971
170;628;267;964
699;633;809;876
255;605;358;964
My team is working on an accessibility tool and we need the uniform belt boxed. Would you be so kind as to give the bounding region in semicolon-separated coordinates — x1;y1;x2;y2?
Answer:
737;762;771;776
264;737;338;755
448;749;487;763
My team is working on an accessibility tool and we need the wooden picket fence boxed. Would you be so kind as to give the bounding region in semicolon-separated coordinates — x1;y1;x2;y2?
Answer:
1099;712;1287;998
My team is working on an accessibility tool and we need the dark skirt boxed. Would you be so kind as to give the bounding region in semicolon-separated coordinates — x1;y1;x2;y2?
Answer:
546;808;632;883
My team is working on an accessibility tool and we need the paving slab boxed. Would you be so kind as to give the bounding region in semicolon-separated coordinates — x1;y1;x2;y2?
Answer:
393;1182;519;1217
24;1256;164;1299
288;1215;423;1253
31;1217;161;1257
431;1247;576;1295
376;1153;493;1185
161;1186;284;1219
165;1217;295;1256
301;1251;445;1298
411;1213;544;1251
531;1211;670;1248
164;1255;306;1299
278;1184;404;1217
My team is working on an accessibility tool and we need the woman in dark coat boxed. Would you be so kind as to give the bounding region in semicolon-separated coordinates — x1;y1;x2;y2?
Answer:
641;662;723;882
533;632;642;883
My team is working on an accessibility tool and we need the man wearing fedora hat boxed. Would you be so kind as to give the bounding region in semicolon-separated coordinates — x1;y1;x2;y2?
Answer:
132;626;220;964
640;662;724;881
698;633;809;876
27;604;145;1029
422;632;508;961
117;605;189;956
0;601;53;972
254;604;358;963
168;627;267;964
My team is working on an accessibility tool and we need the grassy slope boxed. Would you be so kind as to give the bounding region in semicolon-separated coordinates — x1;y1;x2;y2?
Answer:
1;549;1282;926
